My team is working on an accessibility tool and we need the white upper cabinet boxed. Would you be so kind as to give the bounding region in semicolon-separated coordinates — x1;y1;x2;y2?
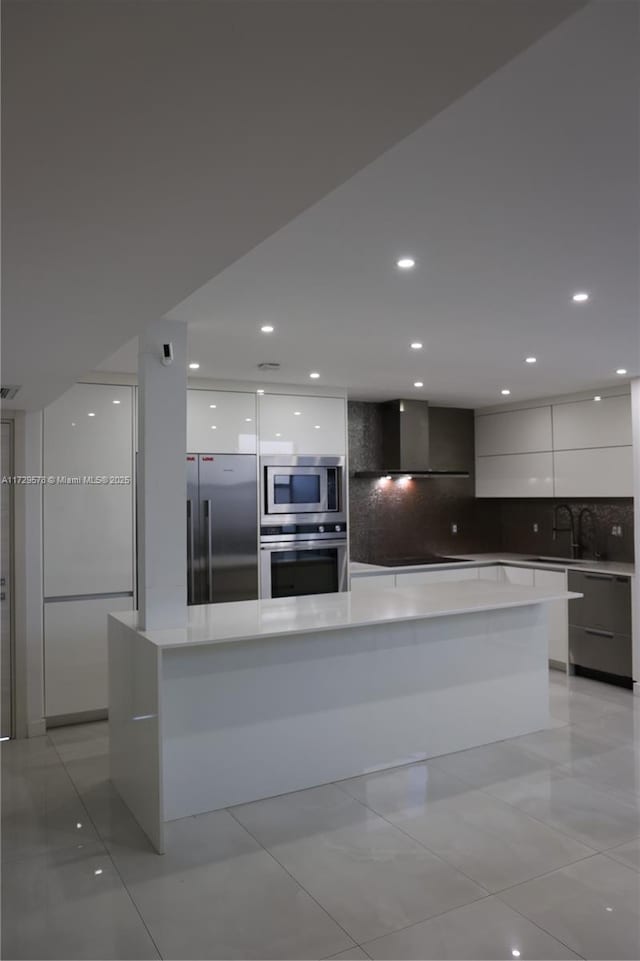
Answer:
475;452;554;498
552;395;631;450
475;407;552;456
259;394;346;456
43;383;134;597
187;390;257;453
554;447;633;498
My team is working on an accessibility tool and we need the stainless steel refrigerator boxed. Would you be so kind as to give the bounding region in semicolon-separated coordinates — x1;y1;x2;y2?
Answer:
186;453;258;605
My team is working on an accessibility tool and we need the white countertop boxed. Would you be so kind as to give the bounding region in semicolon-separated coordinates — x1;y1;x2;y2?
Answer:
111;580;579;651
350;553;634;578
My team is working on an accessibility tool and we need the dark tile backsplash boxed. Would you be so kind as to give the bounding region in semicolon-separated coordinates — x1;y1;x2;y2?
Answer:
348;401;634;564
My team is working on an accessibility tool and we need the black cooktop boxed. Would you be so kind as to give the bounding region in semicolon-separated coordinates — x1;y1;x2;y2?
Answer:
375;554;467;567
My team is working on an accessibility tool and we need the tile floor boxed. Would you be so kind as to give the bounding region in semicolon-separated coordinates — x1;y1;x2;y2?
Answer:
2;672;639;960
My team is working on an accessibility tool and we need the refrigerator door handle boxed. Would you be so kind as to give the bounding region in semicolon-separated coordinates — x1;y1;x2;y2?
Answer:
204;498;213;602
187;499;196;603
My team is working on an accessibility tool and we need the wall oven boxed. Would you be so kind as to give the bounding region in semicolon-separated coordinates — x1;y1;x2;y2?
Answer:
261;456;346;524
260;524;348;599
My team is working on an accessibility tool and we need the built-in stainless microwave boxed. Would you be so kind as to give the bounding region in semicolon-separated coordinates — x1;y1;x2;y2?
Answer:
261;456;346;524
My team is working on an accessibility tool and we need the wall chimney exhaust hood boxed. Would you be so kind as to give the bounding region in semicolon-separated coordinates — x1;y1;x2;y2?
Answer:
354;400;471;478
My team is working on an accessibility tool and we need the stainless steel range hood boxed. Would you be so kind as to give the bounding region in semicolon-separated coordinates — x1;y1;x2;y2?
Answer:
354;400;471;478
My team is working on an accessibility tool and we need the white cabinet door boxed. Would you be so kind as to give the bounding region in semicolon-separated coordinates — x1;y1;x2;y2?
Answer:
475;452;554;498
501;566;535;586
259;395;346;456
552;395;631;450
44;384;134;597
350;574;396;591
188;390;257;453
44;595;133;717
475;407;552;456
554;447;633;497
534;568;568;667
397;567;479;586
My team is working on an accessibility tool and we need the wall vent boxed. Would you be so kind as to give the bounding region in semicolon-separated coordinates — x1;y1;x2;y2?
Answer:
257;362;281;371
0;385;21;400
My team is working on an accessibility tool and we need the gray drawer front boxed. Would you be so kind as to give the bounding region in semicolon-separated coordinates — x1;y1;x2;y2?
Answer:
568;571;631;635
569;625;632;678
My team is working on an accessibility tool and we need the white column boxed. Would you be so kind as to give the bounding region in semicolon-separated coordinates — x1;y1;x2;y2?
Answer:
13;410;45;738
631;378;640;696
138;320;188;630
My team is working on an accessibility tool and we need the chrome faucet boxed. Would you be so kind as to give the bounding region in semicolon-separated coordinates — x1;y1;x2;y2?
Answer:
577;507;600;560
552;504;578;558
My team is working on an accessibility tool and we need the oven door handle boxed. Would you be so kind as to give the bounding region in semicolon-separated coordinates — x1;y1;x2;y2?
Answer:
261;540;347;552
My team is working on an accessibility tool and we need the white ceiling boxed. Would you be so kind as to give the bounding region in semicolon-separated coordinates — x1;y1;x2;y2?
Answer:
2;0;584;411
101;0;640;409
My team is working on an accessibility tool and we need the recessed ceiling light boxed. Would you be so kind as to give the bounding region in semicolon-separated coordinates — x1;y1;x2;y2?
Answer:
209;404;216;408
275;432;281;437
211;425;217;429
188;362;200;369
294;411;301;416
413;381;424;388
94;868;103;876
594;395;602;402
245;417;252;422
112;399;121;404
71;422;76;427
309;372;320;379
261;325;274;333
512;951;521;958
76;822;83;829
257;389;265;395
616;368;627;375
410;342;423;350
501;389;511;396
572;292;589;303
88;412;96;417
396;257;416;270
525;357;537;364
314;424;320;429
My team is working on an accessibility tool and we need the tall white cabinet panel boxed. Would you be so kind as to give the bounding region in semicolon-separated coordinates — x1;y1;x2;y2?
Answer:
552;395;631;450
43;384;134;597
44;596;133;717
475;452;554;498
475;407;552;456
187;390;257;454
534;568;568;667
554;447;633;497
259;395;346;456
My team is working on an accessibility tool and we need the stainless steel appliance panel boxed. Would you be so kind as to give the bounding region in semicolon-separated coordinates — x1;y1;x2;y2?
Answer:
260;538;348;599
260;455;346;526
198;454;258;604
186;455;200;604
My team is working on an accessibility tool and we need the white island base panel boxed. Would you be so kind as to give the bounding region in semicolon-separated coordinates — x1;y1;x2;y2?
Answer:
108;583;574;853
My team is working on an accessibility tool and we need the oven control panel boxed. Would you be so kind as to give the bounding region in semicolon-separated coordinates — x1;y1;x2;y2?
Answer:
260;521;347;542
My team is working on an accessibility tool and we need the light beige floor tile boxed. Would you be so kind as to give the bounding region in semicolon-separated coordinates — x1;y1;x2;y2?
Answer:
232;784;486;943
484;767;640;850
108;806;355;959
363;895;581;960
605;837;640;873
1;843;159;960
500;854;640;960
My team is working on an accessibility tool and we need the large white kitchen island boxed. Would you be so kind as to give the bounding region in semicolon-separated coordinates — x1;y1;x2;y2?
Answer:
108;580;579;852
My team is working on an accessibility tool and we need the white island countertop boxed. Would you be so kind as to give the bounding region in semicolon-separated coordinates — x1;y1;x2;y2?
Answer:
111;579;579;651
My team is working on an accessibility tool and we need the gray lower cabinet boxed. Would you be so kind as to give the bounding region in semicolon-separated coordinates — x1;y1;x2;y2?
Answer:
568;570;633;686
